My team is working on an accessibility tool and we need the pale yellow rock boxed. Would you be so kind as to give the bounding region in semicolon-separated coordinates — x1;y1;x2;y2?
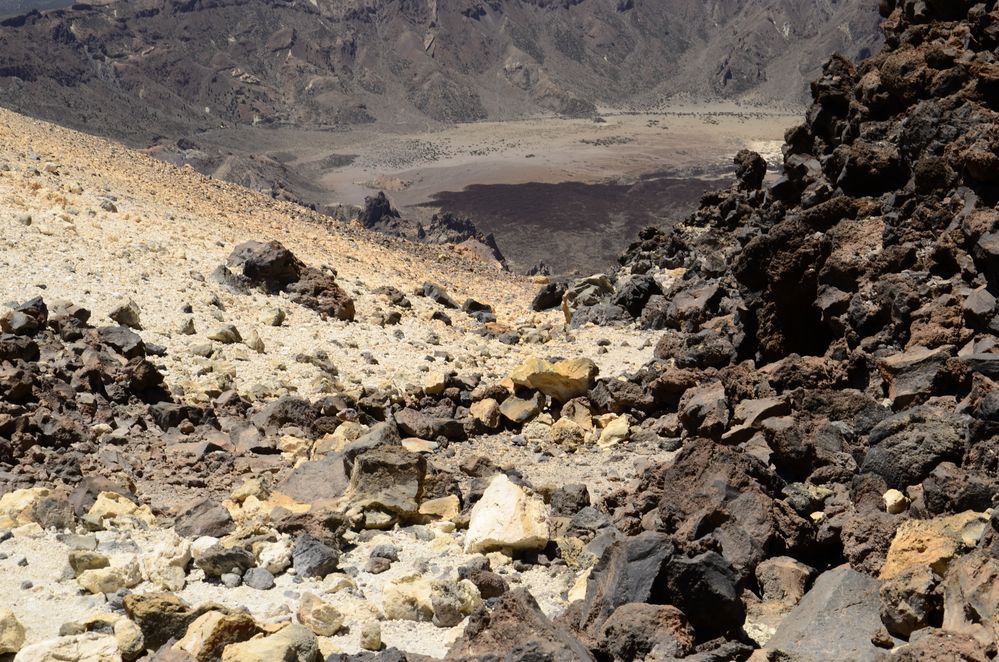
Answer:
244;329;265;353
883;489;909;514
560;399;593;430
401;438;438;453
11;522;44;538
469;398;501;429
881;511;989;580
321;573;357;594
221;624;319;662
509;356;598;402
0;488;51;528
568;568;591;603
14;632;119;662
279;434;313;460
175;611;259;662
383;575;434;621
113;618;144;661
77;560;143;594
143;533;192;591
423;370;448;395
465;474;550;553
549;417;585;446
257;538;294;575
597;415;630;448
312;421;367;458
0;609;26;655
382;576;480;625
296;592;344;636
419;495;461;522
86;492;155;528
232;478;271;503
359;621;381;651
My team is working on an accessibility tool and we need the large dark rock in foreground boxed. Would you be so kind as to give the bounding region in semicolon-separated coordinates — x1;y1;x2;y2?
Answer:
765;566;887;661
447;589;594;661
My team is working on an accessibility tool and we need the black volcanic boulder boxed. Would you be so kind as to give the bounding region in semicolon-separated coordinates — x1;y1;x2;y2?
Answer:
359;191;400;228
860;404;968;490
285;267;355;321
218;240;354;321
660;552;745;640
227;239;303;292
531;279;568;312
734;149;768;190
611;275;662;318
447;589;594;661
653;439;814;581
562;532;674;636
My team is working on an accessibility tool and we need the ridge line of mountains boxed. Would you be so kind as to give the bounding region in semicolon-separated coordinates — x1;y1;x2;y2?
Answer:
0;0;882;137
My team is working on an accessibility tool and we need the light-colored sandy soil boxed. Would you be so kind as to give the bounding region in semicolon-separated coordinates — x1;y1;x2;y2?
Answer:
0;108;661;405
201;104;795;210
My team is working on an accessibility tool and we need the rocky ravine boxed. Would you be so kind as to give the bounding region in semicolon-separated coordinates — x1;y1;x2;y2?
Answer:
3;2;999;662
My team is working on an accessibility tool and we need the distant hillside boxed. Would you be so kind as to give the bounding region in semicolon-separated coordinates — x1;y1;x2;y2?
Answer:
0;0;882;141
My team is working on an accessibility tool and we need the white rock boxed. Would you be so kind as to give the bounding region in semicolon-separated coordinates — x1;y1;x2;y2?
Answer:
14;632;118;662
258;538;293;575
597;415;630;448
464;474;550;553
77;560;143;594
191;536;220;559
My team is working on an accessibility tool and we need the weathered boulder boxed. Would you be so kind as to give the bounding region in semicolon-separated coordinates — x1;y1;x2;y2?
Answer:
597;603;695;661
220;624;321;662
756;556;814;605
880;511;988;581
343;446;426;524
880;565;943;638
173;498;235;539
124;593;200;651
765;566;885;661
447;589;594;661
465;474;550;553
941;550;999;649
509;356;599;403
0;610;26;655
499;391;544;424
195;545;256;578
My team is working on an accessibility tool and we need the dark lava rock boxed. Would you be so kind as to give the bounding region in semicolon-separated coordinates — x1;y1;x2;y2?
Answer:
173;497;235;538
765;566;886;661
218;240;354;321
531;280;568;312
421;282;459;309
597;603;695;661
292;532;339;578
861;405;968;489
447;588;594;661
660;552;744;640
196;545;256;578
